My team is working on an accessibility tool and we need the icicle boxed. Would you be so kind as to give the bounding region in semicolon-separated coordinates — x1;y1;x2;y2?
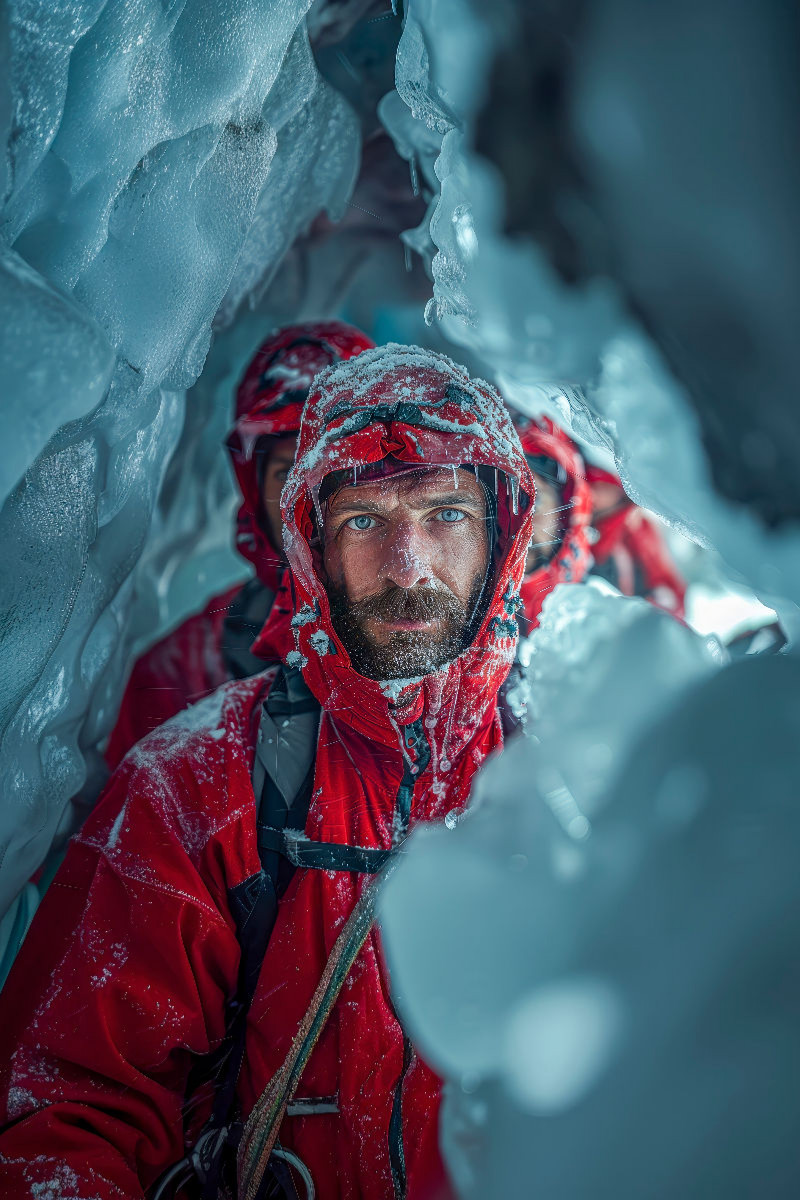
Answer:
404;242;412;272
312;486;325;533
241;430;259;462
409;156;419;197
509;474;520;514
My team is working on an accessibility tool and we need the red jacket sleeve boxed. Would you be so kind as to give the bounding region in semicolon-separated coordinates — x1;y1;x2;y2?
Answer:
0;745;244;1198
105;584;242;772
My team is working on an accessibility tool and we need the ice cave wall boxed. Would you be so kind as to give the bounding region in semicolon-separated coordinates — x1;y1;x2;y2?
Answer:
0;0;361;943
379;1;800;1194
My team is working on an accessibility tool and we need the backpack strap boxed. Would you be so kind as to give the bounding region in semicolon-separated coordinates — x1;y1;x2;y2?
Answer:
222;577;276;681
151;666;320;1200
257;827;392;874
238;867;388;1200
252;664;321;903
151;664;400;1200
205;666;320;1197
253;664;402;878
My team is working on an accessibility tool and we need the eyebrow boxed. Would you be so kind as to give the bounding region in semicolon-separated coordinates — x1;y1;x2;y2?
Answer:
331;490;486;515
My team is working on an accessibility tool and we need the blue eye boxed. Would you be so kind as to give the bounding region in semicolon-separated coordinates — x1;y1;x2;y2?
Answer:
437;509;465;523
347;514;377;530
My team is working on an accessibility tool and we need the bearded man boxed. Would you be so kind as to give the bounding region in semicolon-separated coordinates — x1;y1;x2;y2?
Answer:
0;345;534;1200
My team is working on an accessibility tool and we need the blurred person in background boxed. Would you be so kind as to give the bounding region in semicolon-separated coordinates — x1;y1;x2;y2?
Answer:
584;463;687;618
106;320;374;769
516;416;686;629
517;416;595;632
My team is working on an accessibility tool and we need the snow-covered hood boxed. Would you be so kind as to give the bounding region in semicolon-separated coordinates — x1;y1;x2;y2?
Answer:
226;321;375;589
261;343;535;757
518;416;594;628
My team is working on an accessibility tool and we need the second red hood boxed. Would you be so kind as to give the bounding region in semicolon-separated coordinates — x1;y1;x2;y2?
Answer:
226;321;375;590
518;416;594;629
253;344;535;765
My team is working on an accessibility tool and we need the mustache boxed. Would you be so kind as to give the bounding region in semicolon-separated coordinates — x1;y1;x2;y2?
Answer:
346;583;465;625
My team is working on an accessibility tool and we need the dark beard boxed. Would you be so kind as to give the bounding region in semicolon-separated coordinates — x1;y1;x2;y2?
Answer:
327;579;484;681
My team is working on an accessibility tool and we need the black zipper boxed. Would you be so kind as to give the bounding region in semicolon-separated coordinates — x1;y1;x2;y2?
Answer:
388;719;430;1198
393;718;431;842
389;1035;413;1200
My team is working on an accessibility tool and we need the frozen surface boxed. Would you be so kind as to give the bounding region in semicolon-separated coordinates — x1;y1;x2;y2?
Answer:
379;1;800;1195
381;585;725;1083
0;0;359;930
383;644;800;1197
384;0;800;611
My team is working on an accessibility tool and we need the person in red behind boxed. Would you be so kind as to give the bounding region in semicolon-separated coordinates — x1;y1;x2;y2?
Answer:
0;345;535;1200
515;417;686;631
517;416;594;632
585;463;687;618
106;320;375;771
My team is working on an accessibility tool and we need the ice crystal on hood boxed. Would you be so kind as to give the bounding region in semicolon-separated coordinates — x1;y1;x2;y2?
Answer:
309;630;330;656
380;676;426;703
291;603;319;628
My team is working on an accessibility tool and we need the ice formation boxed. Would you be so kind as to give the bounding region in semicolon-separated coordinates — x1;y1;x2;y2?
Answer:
383;642;800;1196
381;0;800;610
377;0;800;1195
0;0;359;959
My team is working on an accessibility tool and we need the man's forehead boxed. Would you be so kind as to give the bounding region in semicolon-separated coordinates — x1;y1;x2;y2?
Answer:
328;465;485;508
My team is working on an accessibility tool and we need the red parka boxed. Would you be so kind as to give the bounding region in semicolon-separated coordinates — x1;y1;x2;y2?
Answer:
516;419;686;626
518;417;594;630
106;322;375;770
585;464;687;618
0;345;534;1200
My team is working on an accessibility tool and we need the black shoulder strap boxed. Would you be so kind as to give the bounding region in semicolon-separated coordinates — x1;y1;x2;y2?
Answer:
251;664;321;919
155;664;404;1199
221;577;276;681
253;669;401;879
160;666;320;1200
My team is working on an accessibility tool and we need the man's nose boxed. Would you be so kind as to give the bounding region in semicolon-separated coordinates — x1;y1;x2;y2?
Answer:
382;521;432;590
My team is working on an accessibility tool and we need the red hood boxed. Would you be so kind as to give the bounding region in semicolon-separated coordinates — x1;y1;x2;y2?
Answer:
583;463;634;560
253;344;535;764
226;321;375;589
584;465;687;617
518;417;594;628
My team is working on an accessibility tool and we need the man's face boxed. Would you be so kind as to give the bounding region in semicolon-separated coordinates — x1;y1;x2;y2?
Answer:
322;467;490;680
526;471;563;573
261;433;298;552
